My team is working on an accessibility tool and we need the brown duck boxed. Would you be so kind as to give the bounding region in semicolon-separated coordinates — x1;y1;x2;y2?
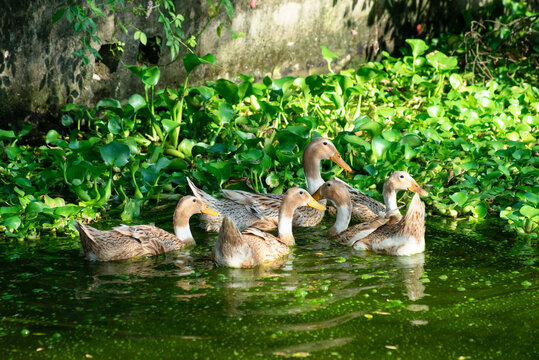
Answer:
314;172;428;255
212;187;326;268
188;137;351;232
75;196;219;261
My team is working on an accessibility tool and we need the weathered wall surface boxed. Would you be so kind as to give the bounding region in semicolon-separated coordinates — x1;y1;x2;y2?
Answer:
0;0;487;127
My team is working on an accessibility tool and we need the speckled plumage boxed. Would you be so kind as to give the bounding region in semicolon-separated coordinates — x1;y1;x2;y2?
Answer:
353;193;426;256
75;222;189;261
212;218;290;268
218;137;351;230
315;174;427;256
221;189;326;228
75;196;218;261
187;177;275;232
212;188;326;268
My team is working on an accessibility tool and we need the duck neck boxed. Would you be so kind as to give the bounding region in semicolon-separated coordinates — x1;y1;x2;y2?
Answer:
278;205;296;246
383;182;398;211
304;155;324;194
330;204;352;236
173;208;195;243
399;193;425;239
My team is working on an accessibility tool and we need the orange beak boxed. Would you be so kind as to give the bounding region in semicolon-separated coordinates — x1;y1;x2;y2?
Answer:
408;180;428;196
200;203;220;216
312;187;324;201
306;195;326;211
330;152;352;172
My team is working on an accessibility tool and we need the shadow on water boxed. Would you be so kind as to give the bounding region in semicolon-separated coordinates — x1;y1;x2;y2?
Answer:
0;215;537;359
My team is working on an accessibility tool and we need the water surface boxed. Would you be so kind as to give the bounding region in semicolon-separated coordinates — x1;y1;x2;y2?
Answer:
1;216;537;359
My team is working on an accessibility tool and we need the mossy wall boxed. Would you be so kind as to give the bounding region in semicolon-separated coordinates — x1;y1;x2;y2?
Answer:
0;0;486;127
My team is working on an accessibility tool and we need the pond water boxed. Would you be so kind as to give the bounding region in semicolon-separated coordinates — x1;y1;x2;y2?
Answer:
0;214;537;359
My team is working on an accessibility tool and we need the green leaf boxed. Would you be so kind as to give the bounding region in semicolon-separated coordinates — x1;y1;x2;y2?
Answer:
450;74;463;90
125;65;160;87
239;149;263;163
162;119;180;134
472;203;487;219
45;130;60;144
178;139;196;158
4;216;21;231
426;51;458;71
401;134;421;147
266;173;280;188
128;94;146;112
52;9;66;24
520;205;539;219
53;206;82;218
214;79;239;104
371;136;391;160
0;129;16;139
382;129;401;142
183;53;215;76
405;39;428;57
219;102;235;123
96;98;121;111
359;121;383;137
320;46;339;62
449;191;468;206
99;141;130;167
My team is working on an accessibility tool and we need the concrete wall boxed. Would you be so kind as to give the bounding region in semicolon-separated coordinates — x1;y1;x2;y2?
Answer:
0;0;487;127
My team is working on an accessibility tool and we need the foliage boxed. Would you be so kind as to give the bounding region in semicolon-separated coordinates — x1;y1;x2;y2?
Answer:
431;0;538;83
53;0;235;65
1;1;537;239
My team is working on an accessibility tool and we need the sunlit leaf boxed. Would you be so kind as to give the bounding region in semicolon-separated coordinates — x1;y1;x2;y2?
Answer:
449;191;467;206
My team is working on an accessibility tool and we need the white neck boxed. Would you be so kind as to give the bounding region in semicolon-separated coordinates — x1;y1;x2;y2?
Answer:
383;189;398;211
278;215;293;240
332;205;352;234
306;177;324;195
175;225;193;242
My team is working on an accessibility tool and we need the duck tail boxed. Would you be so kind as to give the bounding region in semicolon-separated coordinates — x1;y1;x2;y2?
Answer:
213;216;252;267
217;216;243;247
186;177;211;200
74;220;100;256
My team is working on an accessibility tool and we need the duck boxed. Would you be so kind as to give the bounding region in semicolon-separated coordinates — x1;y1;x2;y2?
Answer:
330;170;428;223
217;137;351;228
74;196;219;261
212;187;326;268
313;172;428;255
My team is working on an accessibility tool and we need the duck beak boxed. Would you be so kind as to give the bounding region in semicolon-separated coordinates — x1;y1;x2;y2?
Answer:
312;187;324;201
201;203;220;216
306;195;326;211
330;152;352;172
408;180;428;196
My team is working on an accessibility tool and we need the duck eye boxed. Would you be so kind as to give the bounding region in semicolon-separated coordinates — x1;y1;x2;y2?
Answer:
299;191;304;195
323;141;328;145
400;175;404;179
327;183;331;187
192;199;197;203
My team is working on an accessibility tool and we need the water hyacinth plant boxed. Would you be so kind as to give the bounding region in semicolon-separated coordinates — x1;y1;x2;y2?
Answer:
1;9;538;239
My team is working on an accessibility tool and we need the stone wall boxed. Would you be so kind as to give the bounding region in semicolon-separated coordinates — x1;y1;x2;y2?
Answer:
0;0;487;127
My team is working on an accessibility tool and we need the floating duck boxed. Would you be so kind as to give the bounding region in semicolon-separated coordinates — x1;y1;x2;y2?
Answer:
75;196;219;261
314;172;428;255
212;187;326;268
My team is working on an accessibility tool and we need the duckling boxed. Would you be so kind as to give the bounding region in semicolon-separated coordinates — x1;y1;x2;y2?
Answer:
314;172;427;255
212;188;326;268
75;196;219;261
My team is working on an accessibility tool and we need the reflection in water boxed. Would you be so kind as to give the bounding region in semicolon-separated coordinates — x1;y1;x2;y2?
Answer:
391;253;426;301
81;252;196;295
271;337;355;357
